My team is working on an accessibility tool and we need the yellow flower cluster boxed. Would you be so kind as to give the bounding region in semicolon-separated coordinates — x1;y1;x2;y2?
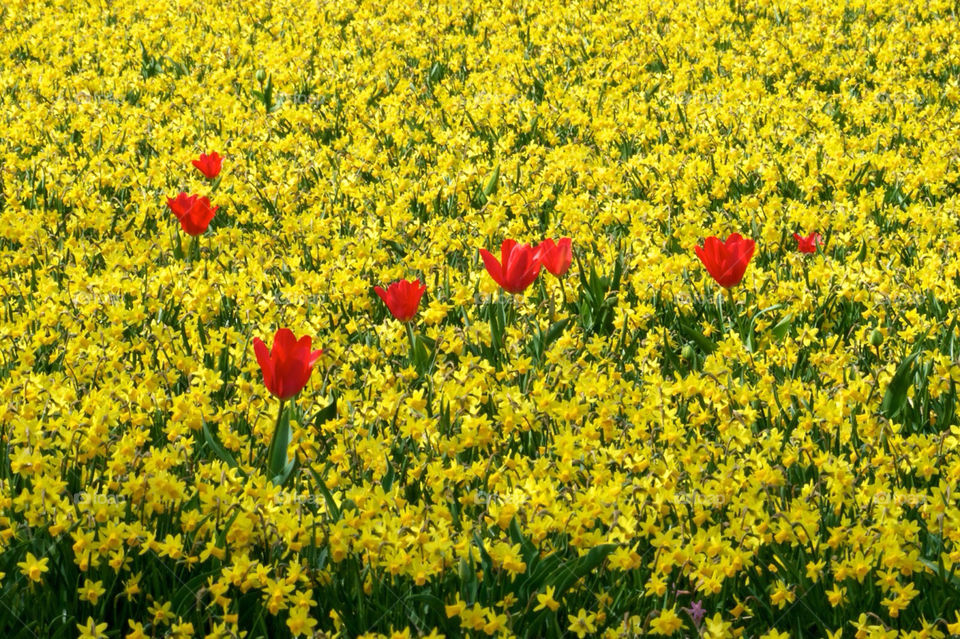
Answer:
1;0;960;636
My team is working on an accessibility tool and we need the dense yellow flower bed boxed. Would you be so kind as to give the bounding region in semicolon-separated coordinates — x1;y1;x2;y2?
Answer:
2;0;960;636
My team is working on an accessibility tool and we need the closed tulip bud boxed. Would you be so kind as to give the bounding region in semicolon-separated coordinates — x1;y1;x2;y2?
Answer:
869;329;884;347
255;69;266;83
681;344;695;361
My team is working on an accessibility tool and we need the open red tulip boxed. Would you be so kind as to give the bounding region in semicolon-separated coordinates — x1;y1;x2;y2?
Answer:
479;239;542;294
253;328;323;401
694;233;756;289
192;152;223;179
374;279;426;322
167;193;217;236
793;232;821;254
536;238;572;276
167;192;194;219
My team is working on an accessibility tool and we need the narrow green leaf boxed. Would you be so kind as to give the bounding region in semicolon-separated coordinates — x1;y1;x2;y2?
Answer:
483;164;500;197
771;313;793;342
508;517;538;561
312;398;337;427
679;323;717;355
309;465;341;521
268;406;292;483
881;348;923;419
202;419;238;469
382;456;395;492
544;543;616;594
272;458;297;487
544;317;571;350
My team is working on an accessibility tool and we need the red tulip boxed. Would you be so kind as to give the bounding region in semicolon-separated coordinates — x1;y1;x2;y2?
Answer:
480;239;542;294
167;193;217;236
536;238;572;276
374;279;426;322
166;192;194;219
253;328;323;401
793;232;821;254
694;233;756;289
192;152;223;179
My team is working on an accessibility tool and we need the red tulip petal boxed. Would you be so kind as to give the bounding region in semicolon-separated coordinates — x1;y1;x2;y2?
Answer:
500;239;518;269
253;337;276;397
273;328;296;352
480;249;505;289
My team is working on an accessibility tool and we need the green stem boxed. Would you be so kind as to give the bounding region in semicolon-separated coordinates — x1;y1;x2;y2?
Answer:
716;288;726;329
405;322;418;373
190;234;202;262
725;287;737;333
265;399;287;468
547;281;556;323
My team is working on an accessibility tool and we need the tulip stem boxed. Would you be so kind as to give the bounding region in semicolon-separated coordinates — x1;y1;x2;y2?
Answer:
405;322;419;373
265;399;287;471
189;235;201;262
724;287;737;334
544;279;555;323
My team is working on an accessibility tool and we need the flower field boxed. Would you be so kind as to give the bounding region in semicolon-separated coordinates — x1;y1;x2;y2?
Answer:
3;0;960;636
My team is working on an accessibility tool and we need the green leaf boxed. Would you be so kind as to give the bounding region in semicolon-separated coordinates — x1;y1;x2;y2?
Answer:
309;464;341;521
544;317;571;350
267;405;292;483
172;568;222;615
679;323;717;355
271;458;297;486
460;555;478;601
312;397;337;427
771;313;794;342
202;418;238;469
383;238;407;258
410;593;447;619
473;532;494;582
215;508;241;550
544;543;616;594
197;315;208;347
382;456;395;492
745;304;784;352
881;347;923;419
483;164;500;197
508;517;538;562
525;544;617;636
